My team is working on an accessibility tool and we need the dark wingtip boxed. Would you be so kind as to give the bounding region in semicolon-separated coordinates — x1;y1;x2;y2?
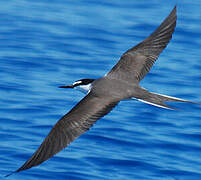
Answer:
173;5;177;14
5;171;16;178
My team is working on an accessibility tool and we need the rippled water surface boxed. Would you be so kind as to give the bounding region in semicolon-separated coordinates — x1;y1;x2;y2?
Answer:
1;1;201;180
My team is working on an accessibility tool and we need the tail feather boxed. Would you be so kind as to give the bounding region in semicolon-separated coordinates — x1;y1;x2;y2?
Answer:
137;98;176;110
134;89;195;110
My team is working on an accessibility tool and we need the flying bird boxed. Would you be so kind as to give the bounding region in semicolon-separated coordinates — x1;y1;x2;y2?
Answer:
7;6;195;176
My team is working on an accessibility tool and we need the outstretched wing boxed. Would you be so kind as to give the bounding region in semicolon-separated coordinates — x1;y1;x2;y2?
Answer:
107;6;177;82
15;92;119;173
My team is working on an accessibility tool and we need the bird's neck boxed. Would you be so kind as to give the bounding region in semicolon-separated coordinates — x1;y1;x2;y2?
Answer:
75;84;92;94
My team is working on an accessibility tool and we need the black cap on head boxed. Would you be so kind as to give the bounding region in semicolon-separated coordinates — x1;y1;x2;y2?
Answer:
59;79;95;88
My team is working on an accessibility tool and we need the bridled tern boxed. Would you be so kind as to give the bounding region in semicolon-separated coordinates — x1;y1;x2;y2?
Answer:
7;6;196;176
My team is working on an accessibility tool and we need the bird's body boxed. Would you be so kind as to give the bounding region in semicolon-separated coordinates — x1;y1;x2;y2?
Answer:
92;77;136;99
6;6;196;176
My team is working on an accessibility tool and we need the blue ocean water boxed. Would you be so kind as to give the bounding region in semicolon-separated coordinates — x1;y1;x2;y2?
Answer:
1;0;201;179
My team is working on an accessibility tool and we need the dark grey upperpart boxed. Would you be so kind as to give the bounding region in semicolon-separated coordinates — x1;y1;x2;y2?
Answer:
107;6;177;83
8;6;181;176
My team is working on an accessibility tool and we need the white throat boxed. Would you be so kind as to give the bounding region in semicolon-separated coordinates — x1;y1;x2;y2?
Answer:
75;83;92;94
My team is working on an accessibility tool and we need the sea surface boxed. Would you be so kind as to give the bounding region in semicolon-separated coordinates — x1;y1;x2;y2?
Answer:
1;1;201;180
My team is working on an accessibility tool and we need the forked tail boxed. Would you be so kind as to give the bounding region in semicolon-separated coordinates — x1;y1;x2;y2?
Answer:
134;88;195;110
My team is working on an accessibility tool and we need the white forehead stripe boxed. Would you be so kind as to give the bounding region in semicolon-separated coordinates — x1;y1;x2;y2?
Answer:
73;81;82;86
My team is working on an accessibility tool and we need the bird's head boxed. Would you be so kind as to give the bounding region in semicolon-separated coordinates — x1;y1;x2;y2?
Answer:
59;78;95;93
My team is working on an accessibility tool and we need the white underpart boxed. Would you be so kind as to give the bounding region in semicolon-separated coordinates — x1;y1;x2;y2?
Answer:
75;83;92;94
